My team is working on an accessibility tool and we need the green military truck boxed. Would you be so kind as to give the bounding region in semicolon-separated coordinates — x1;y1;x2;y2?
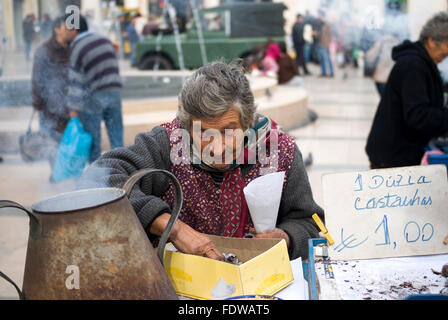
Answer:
135;2;287;70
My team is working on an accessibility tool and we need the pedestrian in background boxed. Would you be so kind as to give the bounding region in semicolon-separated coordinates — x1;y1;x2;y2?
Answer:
0;35;5;76
366;12;448;169
303;11;314;65
309;11;322;64
66;15;124;164
365;32;400;97
126;17;140;66
39;14;53;42
23;14;37;61
133;13;147;36
260;40;283;78
317;12;334;78
32;14;71;171
336;15;360;71
277;42;299;84
142;14;159;36
292;14;310;76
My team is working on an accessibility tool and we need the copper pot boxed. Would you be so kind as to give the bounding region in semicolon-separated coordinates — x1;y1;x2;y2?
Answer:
0;169;181;300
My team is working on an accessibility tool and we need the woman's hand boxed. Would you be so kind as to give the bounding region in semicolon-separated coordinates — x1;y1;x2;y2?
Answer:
171;223;224;261
69;110;79;119
150;213;224;261
251;227;290;247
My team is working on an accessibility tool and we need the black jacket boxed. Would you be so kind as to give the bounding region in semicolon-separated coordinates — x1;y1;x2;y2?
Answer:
366;41;448;168
292;22;305;47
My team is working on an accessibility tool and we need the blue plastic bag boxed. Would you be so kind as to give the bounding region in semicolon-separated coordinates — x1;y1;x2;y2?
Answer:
51;117;92;183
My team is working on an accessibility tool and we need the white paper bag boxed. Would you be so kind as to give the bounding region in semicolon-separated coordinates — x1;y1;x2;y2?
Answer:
243;171;285;233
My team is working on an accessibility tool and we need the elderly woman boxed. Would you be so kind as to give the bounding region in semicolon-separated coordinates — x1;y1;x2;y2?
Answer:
78;61;324;261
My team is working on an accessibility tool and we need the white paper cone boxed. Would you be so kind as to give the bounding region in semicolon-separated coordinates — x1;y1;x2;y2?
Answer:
243;171;285;233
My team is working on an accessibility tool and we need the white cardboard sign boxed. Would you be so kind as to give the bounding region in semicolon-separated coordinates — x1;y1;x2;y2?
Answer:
322;165;448;260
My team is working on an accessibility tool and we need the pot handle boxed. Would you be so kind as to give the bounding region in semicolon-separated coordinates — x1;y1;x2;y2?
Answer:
0;271;25;300
0;200;35;300
122;169;183;267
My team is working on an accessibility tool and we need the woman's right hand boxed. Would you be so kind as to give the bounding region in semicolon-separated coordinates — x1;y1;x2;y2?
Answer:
150;213;224;261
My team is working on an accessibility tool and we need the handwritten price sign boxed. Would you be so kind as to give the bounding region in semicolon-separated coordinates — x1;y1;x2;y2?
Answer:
322;165;448;260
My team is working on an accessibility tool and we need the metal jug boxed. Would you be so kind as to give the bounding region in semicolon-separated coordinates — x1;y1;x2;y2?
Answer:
0;168;182;300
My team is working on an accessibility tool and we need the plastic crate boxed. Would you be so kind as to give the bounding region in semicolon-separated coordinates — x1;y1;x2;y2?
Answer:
428;154;448;177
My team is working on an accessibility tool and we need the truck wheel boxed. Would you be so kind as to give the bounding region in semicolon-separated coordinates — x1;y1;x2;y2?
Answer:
139;55;174;70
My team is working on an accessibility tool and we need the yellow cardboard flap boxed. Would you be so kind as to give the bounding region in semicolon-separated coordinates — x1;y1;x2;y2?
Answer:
161;236;293;300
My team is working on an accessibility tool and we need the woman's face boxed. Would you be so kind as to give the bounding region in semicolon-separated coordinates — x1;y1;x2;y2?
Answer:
426;38;448;64
191;108;246;170
54;22;69;46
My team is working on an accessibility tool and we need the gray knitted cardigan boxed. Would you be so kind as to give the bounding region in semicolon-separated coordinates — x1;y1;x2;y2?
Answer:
77;125;325;260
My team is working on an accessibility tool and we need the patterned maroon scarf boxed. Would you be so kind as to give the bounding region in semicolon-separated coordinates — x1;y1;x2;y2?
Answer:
221;168;248;237
212;117;279;237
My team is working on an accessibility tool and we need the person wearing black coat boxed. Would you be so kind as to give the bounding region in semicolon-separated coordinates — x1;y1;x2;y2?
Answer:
23;14;36;61
366;12;448;169
292;14;310;76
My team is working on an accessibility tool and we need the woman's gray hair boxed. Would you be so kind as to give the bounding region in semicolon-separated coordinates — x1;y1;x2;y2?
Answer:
177;60;256;131
420;11;448;44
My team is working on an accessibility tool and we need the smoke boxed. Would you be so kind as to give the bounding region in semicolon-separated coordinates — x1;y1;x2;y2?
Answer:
301;0;420;51
0;80;32;107
74;164;113;190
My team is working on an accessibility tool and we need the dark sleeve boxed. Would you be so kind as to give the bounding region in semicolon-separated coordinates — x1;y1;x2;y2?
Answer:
31;46;47;111
292;24;298;45
77;126;173;232
400;61;448;138
277;144;324;260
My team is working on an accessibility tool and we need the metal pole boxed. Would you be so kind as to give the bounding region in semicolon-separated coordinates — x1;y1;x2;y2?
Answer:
167;2;185;70
111;2;124;61
190;0;207;66
153;1;169;71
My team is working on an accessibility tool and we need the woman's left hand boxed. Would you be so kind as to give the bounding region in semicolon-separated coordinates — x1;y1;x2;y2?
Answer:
251;228;290;247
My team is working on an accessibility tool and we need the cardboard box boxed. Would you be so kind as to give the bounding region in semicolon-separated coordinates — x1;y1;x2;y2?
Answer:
161;235;294;300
